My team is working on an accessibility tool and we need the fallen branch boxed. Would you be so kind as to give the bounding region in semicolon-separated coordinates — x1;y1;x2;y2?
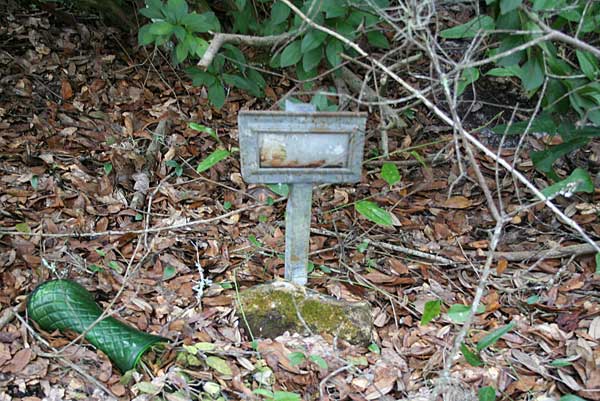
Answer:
310;227;456;265
470;241;600;262
197;32;294;70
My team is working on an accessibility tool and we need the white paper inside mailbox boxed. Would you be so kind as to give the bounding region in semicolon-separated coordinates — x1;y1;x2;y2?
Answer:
259;132;349;168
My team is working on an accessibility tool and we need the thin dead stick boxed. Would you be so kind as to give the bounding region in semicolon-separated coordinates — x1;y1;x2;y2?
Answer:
468;241;600;262
441;221;505;380
279;0;600;256
310;227;456;265
0;196;286;238
13;311;117;399
0;302;24;329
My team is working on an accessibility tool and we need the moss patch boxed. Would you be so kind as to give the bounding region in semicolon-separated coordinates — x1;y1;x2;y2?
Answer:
237;281;372;345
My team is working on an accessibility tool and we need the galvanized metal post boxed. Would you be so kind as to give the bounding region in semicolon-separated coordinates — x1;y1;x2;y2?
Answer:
283;100;316;286
284;183;312;285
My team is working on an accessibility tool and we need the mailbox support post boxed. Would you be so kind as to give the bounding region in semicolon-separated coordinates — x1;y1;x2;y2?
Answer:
284;183;312;285
283;100;316;286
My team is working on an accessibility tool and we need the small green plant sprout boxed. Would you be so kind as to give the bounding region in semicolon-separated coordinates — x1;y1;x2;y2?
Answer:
380;162;401;186
421;299;442;325
189;122;220;143
253;389;301;401
165;159;183;176
196;148;230;173
103;162;113;175
460;322;516;367
357;240;369;253
478;386;496;401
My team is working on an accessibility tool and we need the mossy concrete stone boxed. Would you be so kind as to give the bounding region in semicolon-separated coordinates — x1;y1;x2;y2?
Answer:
237;281;372;345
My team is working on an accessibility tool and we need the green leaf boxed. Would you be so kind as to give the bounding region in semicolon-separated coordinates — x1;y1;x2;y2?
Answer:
223;74;263;97
500;0;522;14
461;343;484;366
368;342;381;354
530;138;589;175
288;351;306;366
476;322;515;351
421;300;441;325
148;21;175;35
309;354;328;369
267;183;289;197
533;0;563;10
447;304;485;324
189;123;218;141
485;66;521;77
206;356;232;376
324;0;346;18
357;240;369;253
301;29;327;52
355;200;393;226
223;44;247;71
440;15;494;39
381;163;401;186
175;42;189;63
167;0;188;22
196;149;230;173
208;82;226;109
559;396;587;401
140;4;163;19
108;261;123;273
521;54;544;92
325;39;343;67
280;40;302;68
478;386;496;401
253;389;275;398
526;295;540;304
596;253;600;274
138;24;155;46
248;235;262;247
541;168;594;198
103;162;113;175
492;113;556;136
550;357;575;367
135;381;162;395
181;12;215;33
272;391;301;401
457;67;479;96
576;50;599;80
15;223;31;233
89;264;104;273
163;265;177;280
303;47;322;72
310;92;330;111
166;160;183;176
272;1;291;25
367;31;390;49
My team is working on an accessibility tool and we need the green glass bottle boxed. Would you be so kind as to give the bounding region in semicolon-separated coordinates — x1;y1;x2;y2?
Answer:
28;280;166;372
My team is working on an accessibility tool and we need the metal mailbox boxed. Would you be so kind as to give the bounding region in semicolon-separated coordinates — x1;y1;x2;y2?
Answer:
239;111;367;184
238;104;367;285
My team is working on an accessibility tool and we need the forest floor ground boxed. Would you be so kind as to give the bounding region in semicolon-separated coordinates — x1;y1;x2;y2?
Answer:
0;2;599;401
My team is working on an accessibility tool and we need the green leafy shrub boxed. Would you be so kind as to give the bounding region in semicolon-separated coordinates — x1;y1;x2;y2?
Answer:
137;0;390;108
440;0;600;184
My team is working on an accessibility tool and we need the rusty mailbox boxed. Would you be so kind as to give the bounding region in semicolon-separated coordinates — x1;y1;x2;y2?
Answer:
239;103;367;285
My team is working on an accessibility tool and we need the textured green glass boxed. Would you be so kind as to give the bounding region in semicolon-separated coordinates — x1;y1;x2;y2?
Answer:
27;280;166;372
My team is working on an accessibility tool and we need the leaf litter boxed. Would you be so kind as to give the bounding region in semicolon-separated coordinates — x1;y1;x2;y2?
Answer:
0;3;599;401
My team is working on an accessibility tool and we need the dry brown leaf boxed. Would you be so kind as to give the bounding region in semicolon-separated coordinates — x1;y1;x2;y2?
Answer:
5;348;32;373
441;196;472;209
